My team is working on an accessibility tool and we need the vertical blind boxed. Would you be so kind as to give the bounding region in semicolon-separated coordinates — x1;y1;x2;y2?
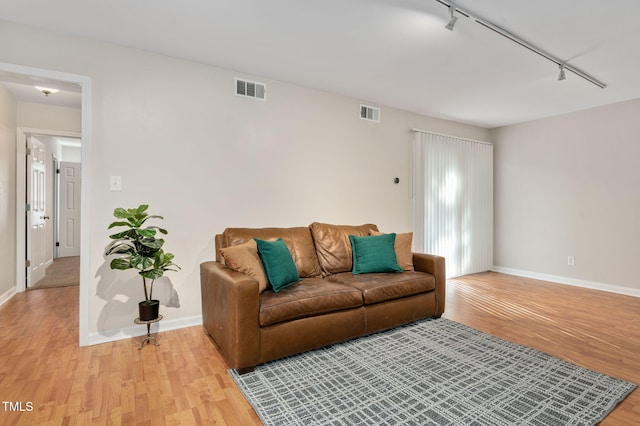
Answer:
412;130;493;278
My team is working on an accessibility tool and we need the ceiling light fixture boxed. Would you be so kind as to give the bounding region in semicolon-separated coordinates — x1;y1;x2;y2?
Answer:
434;0;606;89
444;3;458;31
34;86;60;96
558;64;566;81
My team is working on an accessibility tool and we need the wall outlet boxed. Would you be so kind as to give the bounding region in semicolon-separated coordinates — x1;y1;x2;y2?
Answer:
567;256;575;266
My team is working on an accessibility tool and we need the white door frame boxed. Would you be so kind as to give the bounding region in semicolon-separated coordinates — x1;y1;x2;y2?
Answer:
2;61;92;347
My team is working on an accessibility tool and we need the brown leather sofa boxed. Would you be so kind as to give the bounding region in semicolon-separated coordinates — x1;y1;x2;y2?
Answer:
200;222;445;373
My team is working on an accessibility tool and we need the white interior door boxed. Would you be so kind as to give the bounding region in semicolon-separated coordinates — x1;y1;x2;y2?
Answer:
27;135;49;286
58;161;81;257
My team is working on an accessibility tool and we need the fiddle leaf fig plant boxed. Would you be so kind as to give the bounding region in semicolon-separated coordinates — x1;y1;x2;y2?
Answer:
105;204;180;304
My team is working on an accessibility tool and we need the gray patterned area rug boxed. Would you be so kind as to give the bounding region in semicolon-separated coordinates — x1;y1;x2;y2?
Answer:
230;318;636;425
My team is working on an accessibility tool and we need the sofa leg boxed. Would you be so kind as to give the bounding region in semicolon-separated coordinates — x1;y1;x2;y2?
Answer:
236;366;255;375
433;314;442;319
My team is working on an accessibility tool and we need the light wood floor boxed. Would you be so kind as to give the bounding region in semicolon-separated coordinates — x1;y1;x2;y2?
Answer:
0;272;638;425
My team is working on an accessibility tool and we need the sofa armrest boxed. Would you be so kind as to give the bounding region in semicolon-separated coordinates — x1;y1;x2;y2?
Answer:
200;261;261;370
412;253;446;317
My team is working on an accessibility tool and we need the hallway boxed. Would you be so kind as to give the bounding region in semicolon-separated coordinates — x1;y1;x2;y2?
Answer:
29;256;79;290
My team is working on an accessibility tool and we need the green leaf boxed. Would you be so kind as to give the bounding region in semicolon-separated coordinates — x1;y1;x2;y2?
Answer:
110;258;131;270
145;226;167;235
135;228;156;238
105;241;134;255
162;252;174;262
162;258;180;270
113;208;130;219
131;254;154;271
108;221;131;229
141;268;164;279
140;238;164;250
132;218;145;228
109;230;134;240
138;215;164;227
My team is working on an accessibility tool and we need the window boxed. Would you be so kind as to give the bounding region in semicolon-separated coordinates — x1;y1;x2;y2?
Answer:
412;130;493;277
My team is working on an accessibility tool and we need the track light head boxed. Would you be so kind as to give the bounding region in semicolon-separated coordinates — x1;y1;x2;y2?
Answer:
445;4;458;31
558;64;566;81
445;15;458;31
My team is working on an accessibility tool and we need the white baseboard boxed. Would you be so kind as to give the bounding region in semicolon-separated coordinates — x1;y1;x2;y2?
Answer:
0;286;17;307
491;266;640;298
87;314;203;346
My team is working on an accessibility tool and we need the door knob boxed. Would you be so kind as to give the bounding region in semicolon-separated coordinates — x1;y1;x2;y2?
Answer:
41;215;50;220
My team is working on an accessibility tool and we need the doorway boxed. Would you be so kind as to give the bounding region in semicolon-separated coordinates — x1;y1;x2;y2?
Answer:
0;61;92;346
21;131;82;289
24;132;82;289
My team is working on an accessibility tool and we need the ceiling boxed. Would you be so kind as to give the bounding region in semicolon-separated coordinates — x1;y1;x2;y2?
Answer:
0;73;82;109
2;0;640;128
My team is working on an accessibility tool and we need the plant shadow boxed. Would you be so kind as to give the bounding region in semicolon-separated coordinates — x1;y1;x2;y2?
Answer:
94;256;180;337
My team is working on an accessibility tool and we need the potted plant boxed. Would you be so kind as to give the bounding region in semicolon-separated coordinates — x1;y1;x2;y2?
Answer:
105;204;180;321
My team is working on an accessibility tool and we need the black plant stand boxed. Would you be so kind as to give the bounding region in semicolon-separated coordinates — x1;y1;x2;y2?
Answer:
134;315;163;350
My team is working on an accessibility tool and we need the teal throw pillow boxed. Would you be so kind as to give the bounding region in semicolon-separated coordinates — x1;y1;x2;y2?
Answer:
349;233;403;275
254;238;301;292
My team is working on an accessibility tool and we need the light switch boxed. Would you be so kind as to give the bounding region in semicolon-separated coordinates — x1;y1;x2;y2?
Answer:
110;176;122;191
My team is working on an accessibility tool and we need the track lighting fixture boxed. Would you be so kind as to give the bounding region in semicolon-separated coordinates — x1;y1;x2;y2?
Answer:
558;64;566;81
444;4;458;31
434;0;606;88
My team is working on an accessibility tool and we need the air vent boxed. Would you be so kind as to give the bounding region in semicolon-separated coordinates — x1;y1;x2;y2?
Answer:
235;78;266;100
360;104;380;122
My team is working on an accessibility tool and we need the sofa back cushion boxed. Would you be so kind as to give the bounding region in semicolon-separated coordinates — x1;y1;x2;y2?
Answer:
370;231;414;271
309;222;378;275
219;239;268;292
222;227;321;278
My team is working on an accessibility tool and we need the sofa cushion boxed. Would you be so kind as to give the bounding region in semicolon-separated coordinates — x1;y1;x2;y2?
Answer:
327;271;435;305
259;278;364;326
310;222;378;275
219;239;268;292
371;231;414;271
255;238;301;292
349;234;402;274
223;227;321;278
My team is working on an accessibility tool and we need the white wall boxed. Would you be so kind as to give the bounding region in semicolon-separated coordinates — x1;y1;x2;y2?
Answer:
60;145;81;163
492;99;640;295
0;20;490;342
0;83;17;305
17;101;81;133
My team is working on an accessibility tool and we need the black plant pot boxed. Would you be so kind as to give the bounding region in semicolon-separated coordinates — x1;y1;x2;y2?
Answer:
139;299;160;321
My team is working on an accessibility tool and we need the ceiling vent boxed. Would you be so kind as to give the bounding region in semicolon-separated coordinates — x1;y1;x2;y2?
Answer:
235;78;266;100
360;104;380;122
